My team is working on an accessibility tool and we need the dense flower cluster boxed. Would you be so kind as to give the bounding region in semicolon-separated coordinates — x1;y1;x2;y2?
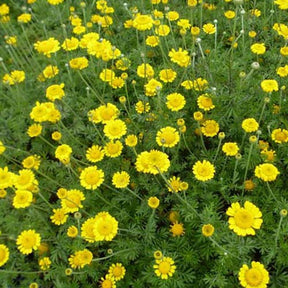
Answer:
0;0;287;287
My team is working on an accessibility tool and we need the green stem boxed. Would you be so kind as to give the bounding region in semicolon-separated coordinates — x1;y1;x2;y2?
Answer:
242;142;254;193
275;215;283;248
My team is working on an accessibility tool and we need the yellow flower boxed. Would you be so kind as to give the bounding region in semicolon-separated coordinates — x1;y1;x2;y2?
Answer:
0;189;7;198
108;263;126;281
99;68;115;82
170;222;185;237
166;11;179;21
51;131;62;141
187;0;197;7
148;196;160;209
39;257;51;271
27;123;42;137
136;150;170;175
271;128;288;143
79;32;99;48
0;167;14;189
14;169;35;190
68;249;93;269
191;26;200;36
109;77;125;89
260;79;279;92
241;118;259;133
166;93;186;111
93;212;118;241
47;0;64;4
3;70;25;85
169;48;190;67
280;46;288;56
276;65;288;77
274;0;288;10
203;23;216;34
62;37;79;51
103;119;127;140
0;244;9;267
224;10;236;19
167;176;182;192
0;4;9;15
197;94;215;111
250;8;261;17
5;35;17;46
89;103;119;124
193;111;203;121
86;145;104;163
222;142;239;156
155;24;170;36
125;135;138;147
135;101;150;114
42;65;59;79
13;190;33;209
254;163;280;182
81;217;97;243
17;229;41;255
159;69;177;83
61;189;85;213
67;225;78;238
80;167;104;190
50;208;68;225
133;14;153;31
153;257;176;280
201;120;219;137
238;261;269;288
34;37;60;57
250;43;266;55
144;78;162;96
17;13;32;23
104;140;123;158
244;179;255;191
249;31;257;38
55;144;72;165
201;224;214;237
46;83;65;101
100;274;116;288
226;201;262;236
156;126;180;148
193;160;215;182
112;171;130;188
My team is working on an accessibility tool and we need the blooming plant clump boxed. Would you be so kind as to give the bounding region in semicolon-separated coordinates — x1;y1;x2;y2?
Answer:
1;0;288;287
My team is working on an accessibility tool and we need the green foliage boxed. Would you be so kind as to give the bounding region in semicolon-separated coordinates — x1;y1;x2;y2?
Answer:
1;0;288;287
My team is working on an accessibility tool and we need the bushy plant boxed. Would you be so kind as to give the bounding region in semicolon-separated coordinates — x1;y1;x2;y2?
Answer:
1;0;288;287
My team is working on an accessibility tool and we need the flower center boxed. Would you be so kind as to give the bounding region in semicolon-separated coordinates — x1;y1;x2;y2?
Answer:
113;267;123;277
276;132;287;141
158;261;171;274
245;268;263;286
102;279;112;288
98;222;113;236
234;209;253;229
85;171;100;185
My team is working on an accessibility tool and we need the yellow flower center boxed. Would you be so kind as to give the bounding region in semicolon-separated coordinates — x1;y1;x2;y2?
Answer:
107;143;120;154
97;222;113;236
112;266;123;277
158;261;171;274
197;166;211;177
245;268;263;286
84;171;100;185
102;279;112;288
22;236;36;248
275;131;287;142
205;123;217;133
234;209;253;229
